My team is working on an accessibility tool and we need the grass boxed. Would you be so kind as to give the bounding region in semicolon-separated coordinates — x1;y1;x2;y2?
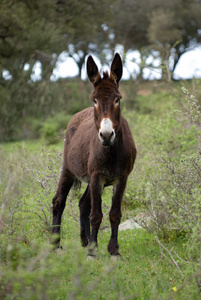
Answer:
0;139;64;153
0;80;201;299
0;140;196;300
52;229;180;300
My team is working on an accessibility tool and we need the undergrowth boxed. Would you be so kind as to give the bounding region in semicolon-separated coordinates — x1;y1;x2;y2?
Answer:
0;82;201;299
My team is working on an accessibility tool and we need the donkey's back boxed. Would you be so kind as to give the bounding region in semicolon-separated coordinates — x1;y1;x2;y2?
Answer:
63;107;95;183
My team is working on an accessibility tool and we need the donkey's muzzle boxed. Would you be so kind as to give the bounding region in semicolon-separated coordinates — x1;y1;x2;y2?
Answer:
100;131;115;146
99;118;115;146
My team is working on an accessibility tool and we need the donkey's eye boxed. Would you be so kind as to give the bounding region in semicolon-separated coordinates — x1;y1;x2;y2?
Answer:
115;98;120;105
92;99;98;105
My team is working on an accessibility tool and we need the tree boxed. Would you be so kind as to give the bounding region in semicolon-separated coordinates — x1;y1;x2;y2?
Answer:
147;0;201;77
0;0;67;81
56;0;114;77
110;0;163;80
0;0;67;141
111;0;151;51
111;0;201;79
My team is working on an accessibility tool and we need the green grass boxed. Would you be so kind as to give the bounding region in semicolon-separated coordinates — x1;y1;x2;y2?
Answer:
0;140;199;300
0;81;201;299
0;139;64;153
51;230;180;300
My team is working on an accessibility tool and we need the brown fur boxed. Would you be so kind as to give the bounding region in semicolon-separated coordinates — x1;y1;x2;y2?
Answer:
52;53;137;256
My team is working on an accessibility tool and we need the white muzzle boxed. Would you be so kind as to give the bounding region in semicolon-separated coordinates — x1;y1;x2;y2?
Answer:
99;118;115;146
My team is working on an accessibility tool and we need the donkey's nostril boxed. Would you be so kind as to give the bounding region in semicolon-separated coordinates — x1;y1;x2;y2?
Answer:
99;130;115;146
100;131;113;141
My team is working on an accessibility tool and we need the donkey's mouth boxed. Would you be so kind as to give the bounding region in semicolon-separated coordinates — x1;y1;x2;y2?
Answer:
99;132;115;147
102;140;112;147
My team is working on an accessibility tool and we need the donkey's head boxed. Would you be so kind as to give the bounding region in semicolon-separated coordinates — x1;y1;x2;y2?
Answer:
87;53;123;147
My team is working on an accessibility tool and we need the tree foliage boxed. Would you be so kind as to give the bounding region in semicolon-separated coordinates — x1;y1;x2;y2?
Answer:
147;0;201;72
111;0;201;74
0;0;66;81
56;0;114;76
0;0;201;81
0;0;201;142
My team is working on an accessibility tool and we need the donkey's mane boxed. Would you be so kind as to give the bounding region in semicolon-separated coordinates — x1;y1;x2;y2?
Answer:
103;71;109;79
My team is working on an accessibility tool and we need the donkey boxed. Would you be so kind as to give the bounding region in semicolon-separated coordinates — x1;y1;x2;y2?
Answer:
52;53;137;257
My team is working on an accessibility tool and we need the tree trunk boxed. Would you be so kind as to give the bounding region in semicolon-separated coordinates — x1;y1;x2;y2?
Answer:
77;56;85;78
171;47;184;79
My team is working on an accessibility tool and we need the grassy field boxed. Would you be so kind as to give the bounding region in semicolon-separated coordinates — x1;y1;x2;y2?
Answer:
0;80;201;299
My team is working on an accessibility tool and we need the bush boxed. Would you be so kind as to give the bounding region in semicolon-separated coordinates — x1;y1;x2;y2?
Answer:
39;113;72;144
131;88;201;294
0;79;91;142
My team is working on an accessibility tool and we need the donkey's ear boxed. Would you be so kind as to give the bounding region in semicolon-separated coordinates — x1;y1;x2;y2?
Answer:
87;55;101;86
110;53;122;85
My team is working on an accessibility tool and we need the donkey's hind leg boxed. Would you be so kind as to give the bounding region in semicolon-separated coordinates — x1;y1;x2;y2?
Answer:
52;169;74;248
79;185;91;247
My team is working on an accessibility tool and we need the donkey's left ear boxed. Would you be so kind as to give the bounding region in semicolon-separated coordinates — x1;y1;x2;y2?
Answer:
110;53;123;85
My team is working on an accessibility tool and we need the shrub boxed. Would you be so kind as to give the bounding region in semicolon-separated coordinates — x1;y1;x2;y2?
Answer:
40;113;72;144
131;88;201;294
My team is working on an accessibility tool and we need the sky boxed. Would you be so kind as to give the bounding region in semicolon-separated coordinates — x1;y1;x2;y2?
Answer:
27;45;201;82
173;47;201;79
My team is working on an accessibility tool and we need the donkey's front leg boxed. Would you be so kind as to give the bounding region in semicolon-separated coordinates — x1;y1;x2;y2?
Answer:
88;175;103;256
108;177;127;256
52;169;74;248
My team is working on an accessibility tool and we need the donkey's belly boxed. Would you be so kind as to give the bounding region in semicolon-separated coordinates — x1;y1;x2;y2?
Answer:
74;168;118;187
67;149;90;183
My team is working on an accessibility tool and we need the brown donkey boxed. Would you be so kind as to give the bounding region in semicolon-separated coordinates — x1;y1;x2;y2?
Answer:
52;53;137;257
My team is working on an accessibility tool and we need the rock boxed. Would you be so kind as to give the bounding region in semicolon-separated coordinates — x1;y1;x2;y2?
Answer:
119;219;142;231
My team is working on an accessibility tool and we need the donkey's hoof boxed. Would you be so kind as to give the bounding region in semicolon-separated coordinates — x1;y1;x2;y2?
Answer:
81;239;89;248
54;246;63;255
111;254;121;261
87;255;96;261
87;243;98;257
54;245;63;250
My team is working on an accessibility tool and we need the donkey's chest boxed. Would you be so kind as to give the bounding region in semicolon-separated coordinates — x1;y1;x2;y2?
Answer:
88;150;122;178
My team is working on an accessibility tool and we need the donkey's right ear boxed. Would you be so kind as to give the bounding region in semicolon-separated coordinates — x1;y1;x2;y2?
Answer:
87;55;101;86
